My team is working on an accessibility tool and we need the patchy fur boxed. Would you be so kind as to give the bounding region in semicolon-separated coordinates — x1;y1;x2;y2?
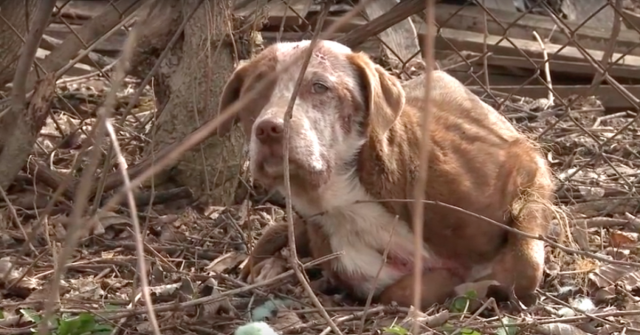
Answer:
224;40;555;308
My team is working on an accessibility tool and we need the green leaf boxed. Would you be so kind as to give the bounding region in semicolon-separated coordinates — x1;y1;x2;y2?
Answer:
464;290;478;299
460;328;481;335
0;310;4;319
57;318;73;335
449;290;478;313
73;313;97;335
382;325;409;335
92;324;114;334
58;313;98;335
103;304;119;311
496;316;518;335
441;323;481;335
20;309;41;323
450;296;470;313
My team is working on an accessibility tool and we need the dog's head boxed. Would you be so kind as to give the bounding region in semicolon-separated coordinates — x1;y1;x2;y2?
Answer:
218;40;405;196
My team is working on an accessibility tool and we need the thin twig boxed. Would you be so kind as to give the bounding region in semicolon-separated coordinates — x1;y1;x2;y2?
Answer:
482;0;490;89
410;1;436;333
37;19;142;335
105;119;161;335
9;0;55;116
532;31;554;107
357;198;640;268
281;2;343;335
590;0;623;90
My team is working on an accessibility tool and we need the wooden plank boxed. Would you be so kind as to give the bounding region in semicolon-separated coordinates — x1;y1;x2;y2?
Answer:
45;23;125;58
622;9;640;30
338;0;425;50
261;32;382;57
36;48;94;77
362;0;421;65
561;0;614;32
235;0;313;27
432;4;640;56
468;85;640;112
318;14;369;33
54;0;111;20
422;27;640;70
234;0;269;16
40;35;116;71
471;53;640;81
307;3;354;13
483;0;517;12
267;0;313;27
446;69;541;86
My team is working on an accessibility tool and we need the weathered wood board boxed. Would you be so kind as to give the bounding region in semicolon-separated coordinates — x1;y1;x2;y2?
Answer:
433;4;640;57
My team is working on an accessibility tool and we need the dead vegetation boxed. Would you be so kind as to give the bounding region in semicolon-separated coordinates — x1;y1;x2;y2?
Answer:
1;0;640;334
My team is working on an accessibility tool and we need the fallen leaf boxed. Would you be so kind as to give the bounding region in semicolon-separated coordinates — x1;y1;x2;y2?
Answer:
571;220;590;251
623;300;640;323
0;257;15;283
610;230;638;248
557;307;576;317
424;310;450;328
570;296;596;313
206;251;247;274
624;212;640;231
592;287;616;304
535;323;588;335
148;283;182;296
247;257;289;284
270;309;303;332
159;225;186;243
94;209;132;229
495;316;519;335
588;264;640;291
578;186;605;201
602;247;630;259
198;278;235;317
0;257;40;298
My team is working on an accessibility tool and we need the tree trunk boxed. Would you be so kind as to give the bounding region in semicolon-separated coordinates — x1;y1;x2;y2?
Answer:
0;0;38;88
132;0;247;206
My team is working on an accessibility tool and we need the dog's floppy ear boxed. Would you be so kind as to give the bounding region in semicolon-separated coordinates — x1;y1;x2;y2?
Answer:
348;52;405;137
215;61;251;137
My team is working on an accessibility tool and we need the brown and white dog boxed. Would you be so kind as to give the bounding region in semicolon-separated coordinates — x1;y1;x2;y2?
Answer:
218;40;555;308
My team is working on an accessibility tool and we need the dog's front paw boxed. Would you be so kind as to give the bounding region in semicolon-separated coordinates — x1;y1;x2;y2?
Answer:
243;257;289;284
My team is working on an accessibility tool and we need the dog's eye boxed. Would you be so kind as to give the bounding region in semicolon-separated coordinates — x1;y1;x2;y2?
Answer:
312;82;329;94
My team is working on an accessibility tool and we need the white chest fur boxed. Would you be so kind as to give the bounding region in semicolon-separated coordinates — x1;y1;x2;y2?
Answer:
292;171;434;298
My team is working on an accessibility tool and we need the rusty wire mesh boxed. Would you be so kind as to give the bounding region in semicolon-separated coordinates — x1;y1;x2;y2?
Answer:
424;0;640;222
